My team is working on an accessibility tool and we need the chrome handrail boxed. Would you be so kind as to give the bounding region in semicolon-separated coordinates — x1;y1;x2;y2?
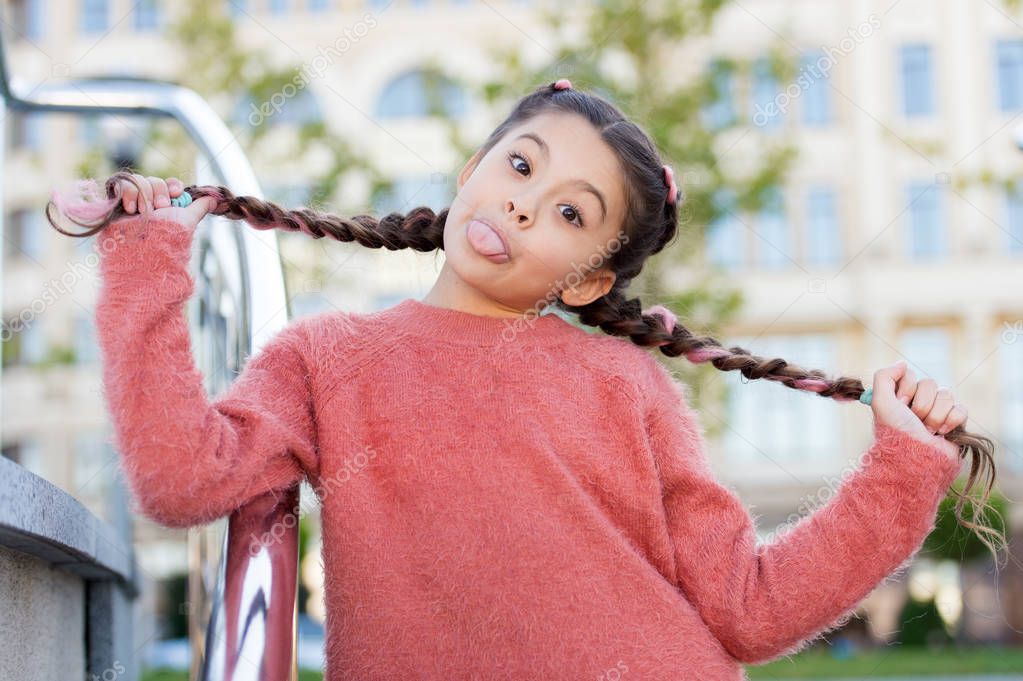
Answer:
0;38;301;681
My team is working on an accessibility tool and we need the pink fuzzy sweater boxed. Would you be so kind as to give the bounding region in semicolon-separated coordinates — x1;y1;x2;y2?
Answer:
95;213;962;680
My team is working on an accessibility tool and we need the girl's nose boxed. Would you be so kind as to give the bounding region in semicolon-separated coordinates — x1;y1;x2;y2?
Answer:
505;199;532;225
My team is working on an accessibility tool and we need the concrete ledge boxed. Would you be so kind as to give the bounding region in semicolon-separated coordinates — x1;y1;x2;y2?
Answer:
0;456;137;596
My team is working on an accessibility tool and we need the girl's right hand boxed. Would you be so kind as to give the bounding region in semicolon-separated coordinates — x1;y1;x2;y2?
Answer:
870;360;966;462
114;173;217;231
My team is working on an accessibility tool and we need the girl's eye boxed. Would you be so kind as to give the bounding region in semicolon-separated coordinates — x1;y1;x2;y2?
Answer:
560;203;585;229
507;150;586;229
507;151;530;176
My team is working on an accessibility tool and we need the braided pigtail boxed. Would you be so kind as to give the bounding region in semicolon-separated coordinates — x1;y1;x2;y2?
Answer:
574;286;1006;568
46;170;447;252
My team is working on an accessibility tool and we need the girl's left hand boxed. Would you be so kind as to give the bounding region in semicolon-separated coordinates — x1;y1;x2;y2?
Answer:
113;173;216;232
870;360;967;461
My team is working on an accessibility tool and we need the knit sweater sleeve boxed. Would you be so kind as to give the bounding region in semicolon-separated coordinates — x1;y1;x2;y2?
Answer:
640;358;961;665
94;213;319;529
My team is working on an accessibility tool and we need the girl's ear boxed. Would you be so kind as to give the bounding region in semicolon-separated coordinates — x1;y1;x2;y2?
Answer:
560;267;617;306
457;149;484;190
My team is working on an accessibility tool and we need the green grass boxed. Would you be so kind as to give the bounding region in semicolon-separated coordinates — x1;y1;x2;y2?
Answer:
142;669;324;681
141;646;1023;681
747;644;1023;678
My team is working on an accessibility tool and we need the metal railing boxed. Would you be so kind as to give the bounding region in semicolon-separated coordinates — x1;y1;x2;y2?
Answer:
0;32;302;681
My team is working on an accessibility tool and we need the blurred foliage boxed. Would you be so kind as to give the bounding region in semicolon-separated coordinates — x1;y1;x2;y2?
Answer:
163;573;189;640
746;644;1023;677
895;594;953;647
78;0;395;249
298;513;314;614
924;480;1010;561
165;0;388;211
437;0;799;430
35;343;76;368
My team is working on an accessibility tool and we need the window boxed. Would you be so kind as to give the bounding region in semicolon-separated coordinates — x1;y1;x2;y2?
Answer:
723;334;841;476
7;111;44;151
900;327;952;390
74;431;115;499
275;88;321;125
751;56;785;130
80;114;101;148
9;0;46;40
1;439;44;477
5;209;45;262
800;51;832;125
372;175;453;215
228;0;246;16
906;182;946;259
308;0;329;9
134;0;160;29
701;58;737;129
899;43;936;117
269;0;287;13
1006;183;1023;254
805;186;841;266
755;186;791;268
80;0;108;34
1;318;46;367
1000;334;1023;474
995;39;1023;112
21;320;46;364
705;188;744;269
375;70;468;119
234;88;322;128
74;311;99;365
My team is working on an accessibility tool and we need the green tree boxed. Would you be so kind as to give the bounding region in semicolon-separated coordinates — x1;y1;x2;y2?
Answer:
924;483;1009;561
76;1;396;294
921;484;1010;644
895;594;953;647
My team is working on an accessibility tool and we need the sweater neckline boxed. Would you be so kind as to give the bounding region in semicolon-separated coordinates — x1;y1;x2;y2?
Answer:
377;297;580;346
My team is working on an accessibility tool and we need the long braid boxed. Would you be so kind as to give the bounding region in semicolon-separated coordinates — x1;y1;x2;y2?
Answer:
575;285;1005;564
46;170;447;253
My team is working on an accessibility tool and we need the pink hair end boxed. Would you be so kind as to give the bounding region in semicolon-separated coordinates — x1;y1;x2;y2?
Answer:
50;179;119;224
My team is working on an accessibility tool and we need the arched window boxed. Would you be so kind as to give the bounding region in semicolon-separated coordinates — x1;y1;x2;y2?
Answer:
233;86;323;128
375;69;468;119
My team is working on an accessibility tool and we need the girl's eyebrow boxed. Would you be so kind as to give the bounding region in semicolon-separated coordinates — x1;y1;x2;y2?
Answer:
513;131;608;223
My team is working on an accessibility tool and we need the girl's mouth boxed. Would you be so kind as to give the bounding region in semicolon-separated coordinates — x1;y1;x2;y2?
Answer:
466;219;511;263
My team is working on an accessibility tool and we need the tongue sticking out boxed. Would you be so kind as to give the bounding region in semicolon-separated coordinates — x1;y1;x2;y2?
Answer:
466;220;507;257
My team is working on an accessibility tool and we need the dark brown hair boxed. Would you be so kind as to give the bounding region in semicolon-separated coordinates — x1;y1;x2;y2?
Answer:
46;81;1007;566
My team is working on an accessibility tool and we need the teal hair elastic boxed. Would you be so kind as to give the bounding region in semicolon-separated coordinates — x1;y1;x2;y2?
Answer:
859;387;873;405
170;191;193;208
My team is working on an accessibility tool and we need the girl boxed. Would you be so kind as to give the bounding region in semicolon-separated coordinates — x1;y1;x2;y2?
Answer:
49;80;1004;680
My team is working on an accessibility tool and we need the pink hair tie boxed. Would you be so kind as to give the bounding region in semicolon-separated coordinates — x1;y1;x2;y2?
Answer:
644;304;677;347
663;165;679;206
554;79;572;90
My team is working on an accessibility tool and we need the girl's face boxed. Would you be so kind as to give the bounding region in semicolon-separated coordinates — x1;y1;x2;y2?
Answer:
435;111;628;318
